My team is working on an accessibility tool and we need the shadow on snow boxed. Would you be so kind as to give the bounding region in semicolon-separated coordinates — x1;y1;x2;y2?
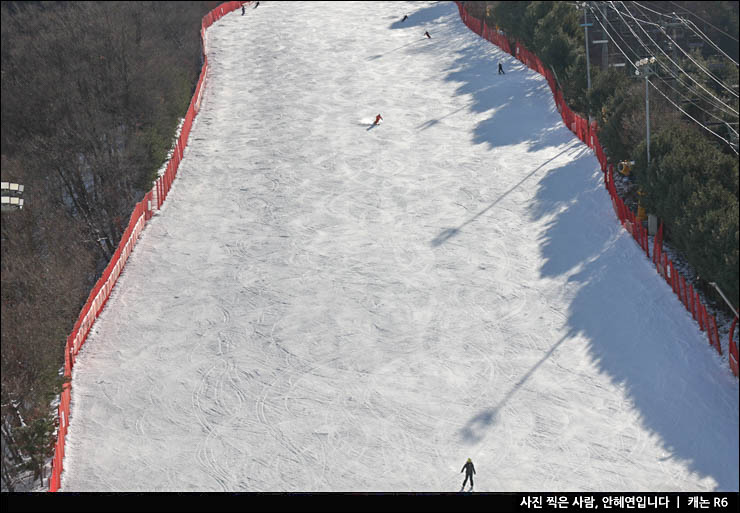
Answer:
400;1;739;491
389;1;448;30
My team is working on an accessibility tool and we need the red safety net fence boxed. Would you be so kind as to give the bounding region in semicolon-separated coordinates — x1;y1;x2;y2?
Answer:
455;2;739;379
48;1;249;493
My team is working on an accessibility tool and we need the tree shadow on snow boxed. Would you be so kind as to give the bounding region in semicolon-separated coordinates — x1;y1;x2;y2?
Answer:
460;333;571;443
430;145;586;247
389;2;447;30
400;3;562;153
460;146;739;491
366;38;426;61
416;103;470;131
409;1;740;490
528;161;739;491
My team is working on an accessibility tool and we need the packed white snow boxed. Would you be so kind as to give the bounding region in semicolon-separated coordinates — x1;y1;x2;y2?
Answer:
60;1;739;492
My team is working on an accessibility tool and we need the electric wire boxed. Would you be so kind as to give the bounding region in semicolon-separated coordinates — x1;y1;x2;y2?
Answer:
632;0;738;44
666;0;739;42
627;2;739;66
648;75;739;154
586;3;739;151
679;16;739;67
617;2;738;132
592;2;737;130
611;1;738;112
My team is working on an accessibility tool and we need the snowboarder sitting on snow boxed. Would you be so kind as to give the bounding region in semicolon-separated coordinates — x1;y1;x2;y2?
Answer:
461;458;475;489
424;31;431;39
401;15;408;22
373;114;383;126
498;62;505;74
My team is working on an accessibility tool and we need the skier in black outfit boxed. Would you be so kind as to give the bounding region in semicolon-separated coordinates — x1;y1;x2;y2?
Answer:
401;15;408;22
498;62;505;74
241;5;245;15
424;31;431;39
461;458;475;489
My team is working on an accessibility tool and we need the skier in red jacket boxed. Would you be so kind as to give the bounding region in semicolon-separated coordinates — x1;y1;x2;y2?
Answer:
373;114;383;126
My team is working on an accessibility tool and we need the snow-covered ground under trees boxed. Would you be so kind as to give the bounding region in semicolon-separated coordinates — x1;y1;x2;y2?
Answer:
60;1;738;492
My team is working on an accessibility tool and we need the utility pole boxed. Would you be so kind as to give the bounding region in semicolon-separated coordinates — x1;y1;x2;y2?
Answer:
645;71;650;165
590;2;609;72
635;57;656;166
600;2;608;70
580;2;594;122
581;3;592;92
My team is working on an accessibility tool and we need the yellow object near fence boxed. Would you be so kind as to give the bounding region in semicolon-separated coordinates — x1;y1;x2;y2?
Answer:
618;161;634;176
637;204;646;222
636;189;646;222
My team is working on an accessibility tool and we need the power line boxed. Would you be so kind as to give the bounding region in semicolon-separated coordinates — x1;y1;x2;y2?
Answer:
592;3;736;119
633;0;739;44
587;4;641;71
630;2;739;65
602;1;739;120
646;68;739;137
648;76;739;154
666;0;739;43
587;4;739;152
652;21;739;100
640;53;739;135
619;3;739;136
632;2;738;66
612;2;739;109
678;16;739;67
597;2;739;121
632;2;738;88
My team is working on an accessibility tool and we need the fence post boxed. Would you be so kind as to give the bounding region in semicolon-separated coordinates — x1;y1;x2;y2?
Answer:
729;317;739;376
711;316;721;355
707;315;717;353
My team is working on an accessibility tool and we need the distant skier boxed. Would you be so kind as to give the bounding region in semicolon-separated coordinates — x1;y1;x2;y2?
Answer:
424;31;431;39
373;114;383;126
254;1;259;7
401;15;408;22
241;5;245;15
460;458;475;489
498;62;505;74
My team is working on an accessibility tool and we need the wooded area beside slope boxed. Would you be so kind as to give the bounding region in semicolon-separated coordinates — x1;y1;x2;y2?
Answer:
0;0;222;491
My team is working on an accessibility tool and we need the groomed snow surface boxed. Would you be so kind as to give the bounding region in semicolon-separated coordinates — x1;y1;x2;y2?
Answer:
60;1;738;492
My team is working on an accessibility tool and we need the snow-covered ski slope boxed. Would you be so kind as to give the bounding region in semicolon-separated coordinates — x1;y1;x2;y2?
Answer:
61;1;738;492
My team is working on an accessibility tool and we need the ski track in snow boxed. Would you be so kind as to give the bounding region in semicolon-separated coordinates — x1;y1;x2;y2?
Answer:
60;1;738;492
